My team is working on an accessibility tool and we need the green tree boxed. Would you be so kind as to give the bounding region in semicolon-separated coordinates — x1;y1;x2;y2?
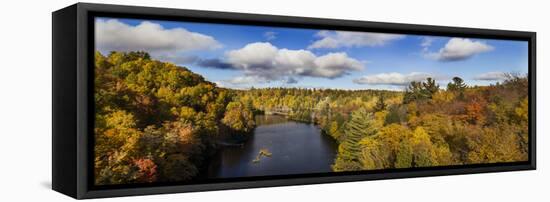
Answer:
374;95;387;111
404;78;440;103
447;76;466;99
404;81;423;103
333;109;377;171
422;77;439;98
395;140;413;168
447;77;467;92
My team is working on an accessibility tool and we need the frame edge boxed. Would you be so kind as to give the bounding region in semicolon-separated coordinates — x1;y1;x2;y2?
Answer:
52;3;79;199
67;2;537;199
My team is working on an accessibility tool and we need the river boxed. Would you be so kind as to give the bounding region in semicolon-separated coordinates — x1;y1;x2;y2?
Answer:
207;115;338;178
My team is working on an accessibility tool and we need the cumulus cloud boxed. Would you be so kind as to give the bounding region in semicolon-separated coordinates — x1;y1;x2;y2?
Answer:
264;31;277;41
226;75;266;85
474;71;507;81
353;72;439;85
95;19;221;55
308;31;405;49
425;38;494;61
225;42;364;84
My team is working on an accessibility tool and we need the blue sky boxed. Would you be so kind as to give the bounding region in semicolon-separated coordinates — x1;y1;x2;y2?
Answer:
95;17;528;90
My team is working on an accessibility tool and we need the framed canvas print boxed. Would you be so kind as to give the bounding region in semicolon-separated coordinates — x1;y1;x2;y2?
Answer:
52;3;536;199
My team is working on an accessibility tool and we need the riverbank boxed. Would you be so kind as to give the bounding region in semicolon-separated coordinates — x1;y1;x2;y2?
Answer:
205;114;338;178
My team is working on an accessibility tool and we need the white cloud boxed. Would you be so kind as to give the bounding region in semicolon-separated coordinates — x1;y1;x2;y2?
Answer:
226;42;279;71
474;71;507;80
264;31;277;41
226;75;266;85
225;42;364;84
308;31;405;49
425;38;494;61
214;81;225;88
353;72;438;85
420;37;433;52
95;19;221;55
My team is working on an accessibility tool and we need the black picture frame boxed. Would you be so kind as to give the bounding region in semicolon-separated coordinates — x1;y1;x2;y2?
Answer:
52;2;536;199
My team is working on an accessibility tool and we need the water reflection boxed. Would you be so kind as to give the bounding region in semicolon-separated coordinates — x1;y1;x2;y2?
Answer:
208;115;338;178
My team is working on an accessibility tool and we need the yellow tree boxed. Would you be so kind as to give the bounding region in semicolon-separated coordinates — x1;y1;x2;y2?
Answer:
222;101;256;134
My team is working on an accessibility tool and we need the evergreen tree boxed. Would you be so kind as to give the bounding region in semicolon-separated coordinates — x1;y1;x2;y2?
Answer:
333;109;377;171
403;78;440;103
422;77;439;98
374;95;387;111
403;81;423;104
447;77;467;92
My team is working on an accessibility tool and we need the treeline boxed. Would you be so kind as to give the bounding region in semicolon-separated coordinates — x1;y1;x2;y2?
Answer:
236;76;529;171
234;87;402;125
95;51;529;183
94;51;255;185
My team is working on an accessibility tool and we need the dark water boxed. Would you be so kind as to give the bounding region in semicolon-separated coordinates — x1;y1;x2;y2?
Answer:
208;115;338;178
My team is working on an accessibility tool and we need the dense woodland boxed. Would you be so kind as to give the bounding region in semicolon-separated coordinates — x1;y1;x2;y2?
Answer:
94;51;529;185
94;51;255;185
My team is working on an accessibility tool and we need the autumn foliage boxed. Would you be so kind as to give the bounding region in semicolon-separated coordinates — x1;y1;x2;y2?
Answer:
95;51;529;184
94;51;255;185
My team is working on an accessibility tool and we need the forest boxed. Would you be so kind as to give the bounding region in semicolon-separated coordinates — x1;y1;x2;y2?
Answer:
94;51;254;184
94;51;528;185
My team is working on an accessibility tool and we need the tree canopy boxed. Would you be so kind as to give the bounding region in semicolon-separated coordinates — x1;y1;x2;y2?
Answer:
95;51;529;183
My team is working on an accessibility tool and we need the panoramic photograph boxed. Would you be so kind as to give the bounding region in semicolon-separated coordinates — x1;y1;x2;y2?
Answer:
93;17;529;185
